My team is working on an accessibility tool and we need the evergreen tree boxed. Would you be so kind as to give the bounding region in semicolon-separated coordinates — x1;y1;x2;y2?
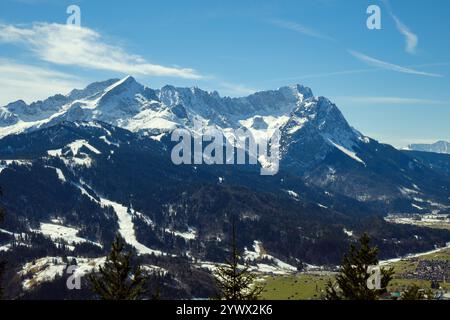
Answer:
401;285;433;300
401;285;424;300
214;217;264;300
89;234;146;300
325;233;394;300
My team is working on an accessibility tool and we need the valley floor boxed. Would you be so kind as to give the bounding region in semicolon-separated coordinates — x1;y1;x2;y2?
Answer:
260;245;450;300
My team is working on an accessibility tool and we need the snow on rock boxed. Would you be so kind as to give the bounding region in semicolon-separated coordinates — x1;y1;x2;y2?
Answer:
47;149;62;157
99;135;119;147
285;190;300;201
0;159;32;168
343;228;354;237
72;182;98;203
45;166;66;183
399;186;420;196
328;139;366;165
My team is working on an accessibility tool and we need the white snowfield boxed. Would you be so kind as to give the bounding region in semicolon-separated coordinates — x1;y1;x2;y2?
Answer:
19;256;106;290
37;223;102;249
47;140;102;168
243;240;298;275
19;256;168;291
67;139;101;155
99;198;166;256
66;179;174;256
192;241;300;276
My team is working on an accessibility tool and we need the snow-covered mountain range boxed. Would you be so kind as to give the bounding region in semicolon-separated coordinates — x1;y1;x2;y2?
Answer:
406;141;450;154
0;76;366;160
2;76;450;206
1;76;450;299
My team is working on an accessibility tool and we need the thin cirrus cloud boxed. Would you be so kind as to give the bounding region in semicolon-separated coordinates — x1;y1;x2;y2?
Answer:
391;15;418;54
269;19;335;42
382;0;418;54
0;59;85;105
0;22;203;79
216;82;258;97
348;50;442;77
335;96;450;106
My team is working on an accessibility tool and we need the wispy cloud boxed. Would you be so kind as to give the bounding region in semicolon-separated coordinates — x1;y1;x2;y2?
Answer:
335;96;450;106
265;68;374;83
392;16;418;54
269;19;334;42
0;23;202;79
348;50;442;77
0;59;84;105
216;82;258;97
383;0;418;54
262;62;449;83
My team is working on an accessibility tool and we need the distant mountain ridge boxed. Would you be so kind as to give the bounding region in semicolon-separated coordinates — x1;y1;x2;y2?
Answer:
0;76;316;138
407;141;450;154
2;76;450;208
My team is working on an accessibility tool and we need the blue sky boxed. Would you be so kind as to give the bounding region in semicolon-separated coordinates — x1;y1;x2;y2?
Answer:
1;0;449;147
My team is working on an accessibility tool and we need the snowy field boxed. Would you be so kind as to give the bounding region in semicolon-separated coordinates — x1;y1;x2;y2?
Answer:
38;223;102;249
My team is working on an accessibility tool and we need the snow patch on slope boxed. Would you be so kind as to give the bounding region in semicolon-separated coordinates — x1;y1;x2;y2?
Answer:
100;198;165;256
244;241;297;274
19;256;106;291
67;139;101;155
328;139;366;165
37;223;102;249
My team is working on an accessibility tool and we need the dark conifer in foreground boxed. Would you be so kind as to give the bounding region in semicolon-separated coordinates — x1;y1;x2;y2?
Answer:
400;285;434;300
325;233;394;300
89;234;146;300
214;217;264;300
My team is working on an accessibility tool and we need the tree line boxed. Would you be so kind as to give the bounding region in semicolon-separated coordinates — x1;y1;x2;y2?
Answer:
0;191;434;300
87;222;428;301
